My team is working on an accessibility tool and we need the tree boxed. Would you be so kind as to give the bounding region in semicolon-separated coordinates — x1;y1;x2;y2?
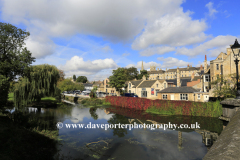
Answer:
108;68;128;93
14;64;61;108
211;73;237;99
58;69;65;82
90;86;98;98
0;22;35;108
76;76;88;83
125;67;138;81
0;22;35;82
73;75;76;81
137;70;149;80
58;78;84;92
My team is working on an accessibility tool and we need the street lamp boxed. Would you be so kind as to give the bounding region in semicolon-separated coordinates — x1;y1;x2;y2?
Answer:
230;39;240;99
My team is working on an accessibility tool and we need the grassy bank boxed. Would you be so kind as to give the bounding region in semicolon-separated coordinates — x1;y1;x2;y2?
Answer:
8;92;62;107
0;114;59;160
80;98;111;107
146;101;222;117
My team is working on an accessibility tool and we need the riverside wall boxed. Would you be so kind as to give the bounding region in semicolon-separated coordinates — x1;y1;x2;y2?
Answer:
203;110;240;160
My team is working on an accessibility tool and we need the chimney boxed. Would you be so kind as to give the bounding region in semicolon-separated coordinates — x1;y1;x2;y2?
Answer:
204;55;207;73
142;75;146;80
177;67;180;87
200;65;203;70
191;72;195;80
166;68;167;71
187;64;189;69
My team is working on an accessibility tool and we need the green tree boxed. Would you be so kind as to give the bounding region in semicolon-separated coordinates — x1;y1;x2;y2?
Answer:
125;67;138;81
211;73;238;99
76;76;88;83
90;86;98;98
73;75;76;81
58;78;84;92
14;64;60;108
108;68;128;93
137;70;149;80
0;22;35;108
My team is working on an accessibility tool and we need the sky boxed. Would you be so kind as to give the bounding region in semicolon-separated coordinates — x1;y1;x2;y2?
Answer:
0;0;240;81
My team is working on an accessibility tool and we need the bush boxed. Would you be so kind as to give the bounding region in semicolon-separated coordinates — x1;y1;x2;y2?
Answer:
105;96;222;117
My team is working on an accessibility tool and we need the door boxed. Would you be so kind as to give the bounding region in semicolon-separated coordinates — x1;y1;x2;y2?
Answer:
141;91;147;97
171;94;174;100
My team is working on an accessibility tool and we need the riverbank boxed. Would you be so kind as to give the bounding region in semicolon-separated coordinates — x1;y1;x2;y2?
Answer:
146;100;222;117
64;95;111;107
0;113;59;160
8;93;63;108
105;96;222;117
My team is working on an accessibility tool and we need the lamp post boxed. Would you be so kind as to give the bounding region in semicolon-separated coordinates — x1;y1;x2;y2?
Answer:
231;39;240;99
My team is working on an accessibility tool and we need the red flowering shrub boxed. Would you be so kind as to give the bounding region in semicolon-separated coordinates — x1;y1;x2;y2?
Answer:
105;96;222;117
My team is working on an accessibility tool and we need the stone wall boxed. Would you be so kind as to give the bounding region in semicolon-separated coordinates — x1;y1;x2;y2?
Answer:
203;110;240;160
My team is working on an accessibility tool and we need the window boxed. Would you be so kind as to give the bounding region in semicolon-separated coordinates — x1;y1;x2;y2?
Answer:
171;76;172;78
129;83;131;89
216;64;219;70
164;83;166;88
129;90;131;93
156;84;158;87
205;75;209;82
163;94;167;99
198;94;200;99
189;74;190;76
182;75;183;77
180;94;188;100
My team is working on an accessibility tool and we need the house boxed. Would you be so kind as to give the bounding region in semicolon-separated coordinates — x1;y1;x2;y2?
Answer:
82;83;93;90
157;87;209;102
126;75;168;99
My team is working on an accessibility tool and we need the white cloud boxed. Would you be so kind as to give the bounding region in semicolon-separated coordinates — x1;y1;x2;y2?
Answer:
205;2;218;18
139;46;175;56
25;35;56;59
58;56;118;79
126;61;161;70
157;57;191;68
127;57;192;71
1;0;183;42
176;35;237;57
132;9;208;50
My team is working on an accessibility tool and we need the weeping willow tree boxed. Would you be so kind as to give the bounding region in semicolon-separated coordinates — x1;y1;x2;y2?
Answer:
14;64;60;108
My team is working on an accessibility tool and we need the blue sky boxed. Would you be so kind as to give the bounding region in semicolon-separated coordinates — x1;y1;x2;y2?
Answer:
0;0;239;81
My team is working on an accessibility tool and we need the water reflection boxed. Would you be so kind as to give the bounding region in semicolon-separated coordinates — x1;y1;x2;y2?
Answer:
14;103;223;160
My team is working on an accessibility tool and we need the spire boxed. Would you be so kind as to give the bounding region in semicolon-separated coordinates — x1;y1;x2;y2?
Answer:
141;61;144;71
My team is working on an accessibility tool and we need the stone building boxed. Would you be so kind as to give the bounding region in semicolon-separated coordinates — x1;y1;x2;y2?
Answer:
147;64;202;80
210;46;240;82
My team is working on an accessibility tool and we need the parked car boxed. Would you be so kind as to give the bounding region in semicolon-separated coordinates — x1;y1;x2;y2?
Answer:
123;93;138;97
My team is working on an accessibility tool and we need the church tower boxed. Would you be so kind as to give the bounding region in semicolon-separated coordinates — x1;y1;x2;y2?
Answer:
141;61;144;71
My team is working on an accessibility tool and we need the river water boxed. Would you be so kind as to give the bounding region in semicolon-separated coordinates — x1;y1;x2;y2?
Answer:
24;103;223;160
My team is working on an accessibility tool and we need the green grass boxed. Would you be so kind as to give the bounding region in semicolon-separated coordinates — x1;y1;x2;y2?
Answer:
8;92;14;101
146;106;174;115
41;97;56;101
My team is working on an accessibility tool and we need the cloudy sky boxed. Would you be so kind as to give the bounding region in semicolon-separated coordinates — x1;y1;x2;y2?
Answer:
1;0;239;81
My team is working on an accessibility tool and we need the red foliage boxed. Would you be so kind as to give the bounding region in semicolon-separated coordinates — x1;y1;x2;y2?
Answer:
105;96;206;116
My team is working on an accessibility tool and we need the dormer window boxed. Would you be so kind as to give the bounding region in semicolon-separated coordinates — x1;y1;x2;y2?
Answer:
129;83;131;89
